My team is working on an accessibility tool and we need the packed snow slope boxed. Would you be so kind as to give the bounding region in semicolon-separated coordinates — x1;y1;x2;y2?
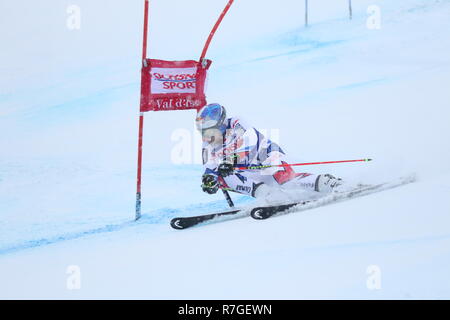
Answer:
1;0;450;299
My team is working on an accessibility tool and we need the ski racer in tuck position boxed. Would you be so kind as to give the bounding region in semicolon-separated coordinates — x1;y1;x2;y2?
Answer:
196;103;347;202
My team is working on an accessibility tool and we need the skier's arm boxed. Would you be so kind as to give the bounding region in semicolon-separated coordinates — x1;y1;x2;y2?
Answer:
202;145;220;176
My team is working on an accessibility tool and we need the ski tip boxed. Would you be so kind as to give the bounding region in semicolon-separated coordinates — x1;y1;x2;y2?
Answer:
251;209;270;220
170;218;186;230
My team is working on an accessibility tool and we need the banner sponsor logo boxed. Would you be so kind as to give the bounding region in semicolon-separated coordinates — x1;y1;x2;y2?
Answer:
151;67;197;94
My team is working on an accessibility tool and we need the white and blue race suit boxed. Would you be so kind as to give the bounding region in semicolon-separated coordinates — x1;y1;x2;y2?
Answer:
202;117;321;197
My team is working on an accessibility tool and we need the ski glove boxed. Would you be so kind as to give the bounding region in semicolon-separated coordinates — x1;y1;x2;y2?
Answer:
201;174;219;194
218;162;234;177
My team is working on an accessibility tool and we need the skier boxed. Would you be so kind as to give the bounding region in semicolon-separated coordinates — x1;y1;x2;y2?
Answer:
196;103;346;202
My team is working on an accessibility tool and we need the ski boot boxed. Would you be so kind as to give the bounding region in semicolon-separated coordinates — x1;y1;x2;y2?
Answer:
314;174;345;193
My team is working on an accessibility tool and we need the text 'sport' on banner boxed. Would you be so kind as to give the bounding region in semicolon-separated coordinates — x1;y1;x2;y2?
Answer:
140;59;212;112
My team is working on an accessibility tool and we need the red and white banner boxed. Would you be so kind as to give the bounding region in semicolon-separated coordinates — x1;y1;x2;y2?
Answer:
140;59;212;112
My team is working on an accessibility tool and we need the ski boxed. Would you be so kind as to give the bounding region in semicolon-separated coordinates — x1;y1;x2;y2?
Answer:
170;208;242;230
250;175;416;220
170;175;416;229
251;201;311;220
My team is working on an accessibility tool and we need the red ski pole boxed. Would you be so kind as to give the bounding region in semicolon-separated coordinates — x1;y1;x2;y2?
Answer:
235;158;372;170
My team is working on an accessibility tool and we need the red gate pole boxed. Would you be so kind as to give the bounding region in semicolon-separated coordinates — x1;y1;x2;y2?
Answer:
199;0;234;62
136;0;150;221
